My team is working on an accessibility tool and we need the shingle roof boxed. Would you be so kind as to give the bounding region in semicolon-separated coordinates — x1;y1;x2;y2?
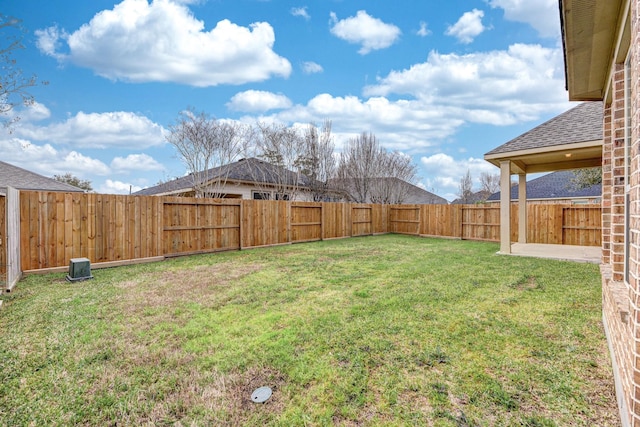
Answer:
329;177;448;204
392;179;448;204
486;170;601;201
485;102;603;156
451;190;492;205
0;160;84;194
134;157;312;196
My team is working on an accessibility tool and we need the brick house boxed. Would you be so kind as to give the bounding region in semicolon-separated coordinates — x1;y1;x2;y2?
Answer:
488;1;639;425
561;1;640;425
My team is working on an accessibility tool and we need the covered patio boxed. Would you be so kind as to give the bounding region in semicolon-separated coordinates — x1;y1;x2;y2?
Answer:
484;101;603;261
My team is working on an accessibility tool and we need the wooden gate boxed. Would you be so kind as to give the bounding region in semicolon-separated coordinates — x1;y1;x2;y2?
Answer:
162;198;241;257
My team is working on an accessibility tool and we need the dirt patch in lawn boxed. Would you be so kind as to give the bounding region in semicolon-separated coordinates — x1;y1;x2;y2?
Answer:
114;261;264;314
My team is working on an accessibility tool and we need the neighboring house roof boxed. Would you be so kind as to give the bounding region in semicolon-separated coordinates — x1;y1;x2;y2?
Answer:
451;190;492;205
485;102;603;156
391;179;448;204
486;170;601;201
0;160;84;194
329;177;447;204
134;157;312;196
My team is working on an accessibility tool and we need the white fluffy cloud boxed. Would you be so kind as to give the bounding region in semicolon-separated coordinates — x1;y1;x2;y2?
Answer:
16;111;165;149
0;138;110;177
111;154;165;172
417;22;431;37
445;9;487;44
301;61;323;74
330;10;401;55
227;90;293;113
291;7;310;20
97;179;143;195
489;0;560;38
420;153;499;201
253;42;569;156
36;0;291;86
364;43;569;125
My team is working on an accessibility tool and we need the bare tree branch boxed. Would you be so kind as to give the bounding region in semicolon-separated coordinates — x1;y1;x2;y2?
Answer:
479;172;500;194
300;120;336;201
166;108;249;198
337;132;418;203
457;169;473;203
1;14;43;129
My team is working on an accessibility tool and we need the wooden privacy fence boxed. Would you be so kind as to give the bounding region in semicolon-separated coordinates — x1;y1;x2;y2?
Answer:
0;191;601;276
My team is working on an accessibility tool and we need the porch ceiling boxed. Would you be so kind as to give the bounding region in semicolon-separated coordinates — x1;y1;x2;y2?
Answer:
561;0;626;101
484;140;602;174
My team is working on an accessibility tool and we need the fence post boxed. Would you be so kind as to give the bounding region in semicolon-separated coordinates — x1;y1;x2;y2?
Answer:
5;186;21;291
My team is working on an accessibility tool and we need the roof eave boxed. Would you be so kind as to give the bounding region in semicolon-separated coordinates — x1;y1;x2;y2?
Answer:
561;0;626;101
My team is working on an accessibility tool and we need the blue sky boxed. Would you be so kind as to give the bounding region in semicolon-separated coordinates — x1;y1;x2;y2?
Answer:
2;0;571;200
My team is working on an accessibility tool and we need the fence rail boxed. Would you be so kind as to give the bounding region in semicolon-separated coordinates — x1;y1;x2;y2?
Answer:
0;191;602;278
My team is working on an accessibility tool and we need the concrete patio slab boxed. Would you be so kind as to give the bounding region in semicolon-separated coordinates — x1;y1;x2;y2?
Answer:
503;243;602;264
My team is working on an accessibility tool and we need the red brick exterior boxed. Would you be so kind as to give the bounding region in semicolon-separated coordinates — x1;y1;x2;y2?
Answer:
602;1;640;425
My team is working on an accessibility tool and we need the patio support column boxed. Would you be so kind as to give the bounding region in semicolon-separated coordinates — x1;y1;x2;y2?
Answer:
499;160;511;254
518;173;527;243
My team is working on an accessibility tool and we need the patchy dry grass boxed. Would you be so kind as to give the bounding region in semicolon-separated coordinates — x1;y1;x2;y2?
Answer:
0;235;618;426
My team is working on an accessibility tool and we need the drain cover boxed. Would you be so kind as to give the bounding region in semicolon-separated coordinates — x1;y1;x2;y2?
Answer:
251;386;272;403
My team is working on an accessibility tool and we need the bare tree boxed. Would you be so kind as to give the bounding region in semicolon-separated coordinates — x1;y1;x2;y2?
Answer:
457;169;474;204
1;14;43;128
337;132;418;203
166;108;248;198
249;122;307;200
479;172;500;194
336;132;381;203
369;151;418;204
299;120;336;201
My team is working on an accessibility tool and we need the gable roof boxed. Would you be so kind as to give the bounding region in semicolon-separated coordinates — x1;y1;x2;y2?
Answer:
486;170;601;201
389;179;448;204
485;102;603;156
134;157;312;196
329;177;447;204
0;160;84;194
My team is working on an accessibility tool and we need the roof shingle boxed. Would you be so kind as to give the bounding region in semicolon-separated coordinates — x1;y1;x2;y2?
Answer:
485;102;603;156
0;161;84;194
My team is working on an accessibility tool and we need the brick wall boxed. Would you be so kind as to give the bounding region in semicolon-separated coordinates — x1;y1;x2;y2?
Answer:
603;102;612;265
612;63;627;282
603;1;640;425
630;1;640;425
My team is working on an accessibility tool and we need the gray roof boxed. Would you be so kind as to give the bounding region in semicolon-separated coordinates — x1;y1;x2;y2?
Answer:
134;157;312;196
487;170;601;201
0;160;84;194
451;190;492;205
329;177;447;204
393;180;448;204
485;102;603;156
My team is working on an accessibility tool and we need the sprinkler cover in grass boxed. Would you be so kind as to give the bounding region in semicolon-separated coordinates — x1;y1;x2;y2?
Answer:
251;386;272;403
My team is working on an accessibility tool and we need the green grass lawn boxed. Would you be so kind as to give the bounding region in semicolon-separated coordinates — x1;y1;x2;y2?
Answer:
0;235;617;426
